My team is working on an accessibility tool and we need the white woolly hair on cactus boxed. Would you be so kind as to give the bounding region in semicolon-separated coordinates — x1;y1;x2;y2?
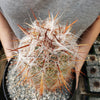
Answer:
9;11;82;97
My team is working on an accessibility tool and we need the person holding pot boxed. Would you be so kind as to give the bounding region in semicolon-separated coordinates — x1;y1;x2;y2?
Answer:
0;0;100;99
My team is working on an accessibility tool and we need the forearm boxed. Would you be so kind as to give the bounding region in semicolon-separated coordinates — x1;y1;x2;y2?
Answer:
78;16;100;66
80;16;100;46
0;12;18;61
75;16;100;89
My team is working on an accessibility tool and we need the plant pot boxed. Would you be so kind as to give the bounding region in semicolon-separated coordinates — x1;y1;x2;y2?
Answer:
2;58;76;100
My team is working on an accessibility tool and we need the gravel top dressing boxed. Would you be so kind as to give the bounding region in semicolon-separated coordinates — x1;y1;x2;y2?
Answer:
5;57;74;100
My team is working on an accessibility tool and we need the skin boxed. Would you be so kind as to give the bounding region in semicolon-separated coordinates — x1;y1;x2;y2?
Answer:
76;16;100;89
0;11;19;61
0;11;100;89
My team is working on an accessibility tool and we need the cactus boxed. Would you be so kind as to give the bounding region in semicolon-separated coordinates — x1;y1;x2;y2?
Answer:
7;11;82;99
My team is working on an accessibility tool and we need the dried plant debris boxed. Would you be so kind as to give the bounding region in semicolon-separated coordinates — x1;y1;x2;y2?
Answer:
6;12;84;100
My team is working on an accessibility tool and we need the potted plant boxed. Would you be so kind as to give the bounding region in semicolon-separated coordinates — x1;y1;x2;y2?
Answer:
2;12;80;100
